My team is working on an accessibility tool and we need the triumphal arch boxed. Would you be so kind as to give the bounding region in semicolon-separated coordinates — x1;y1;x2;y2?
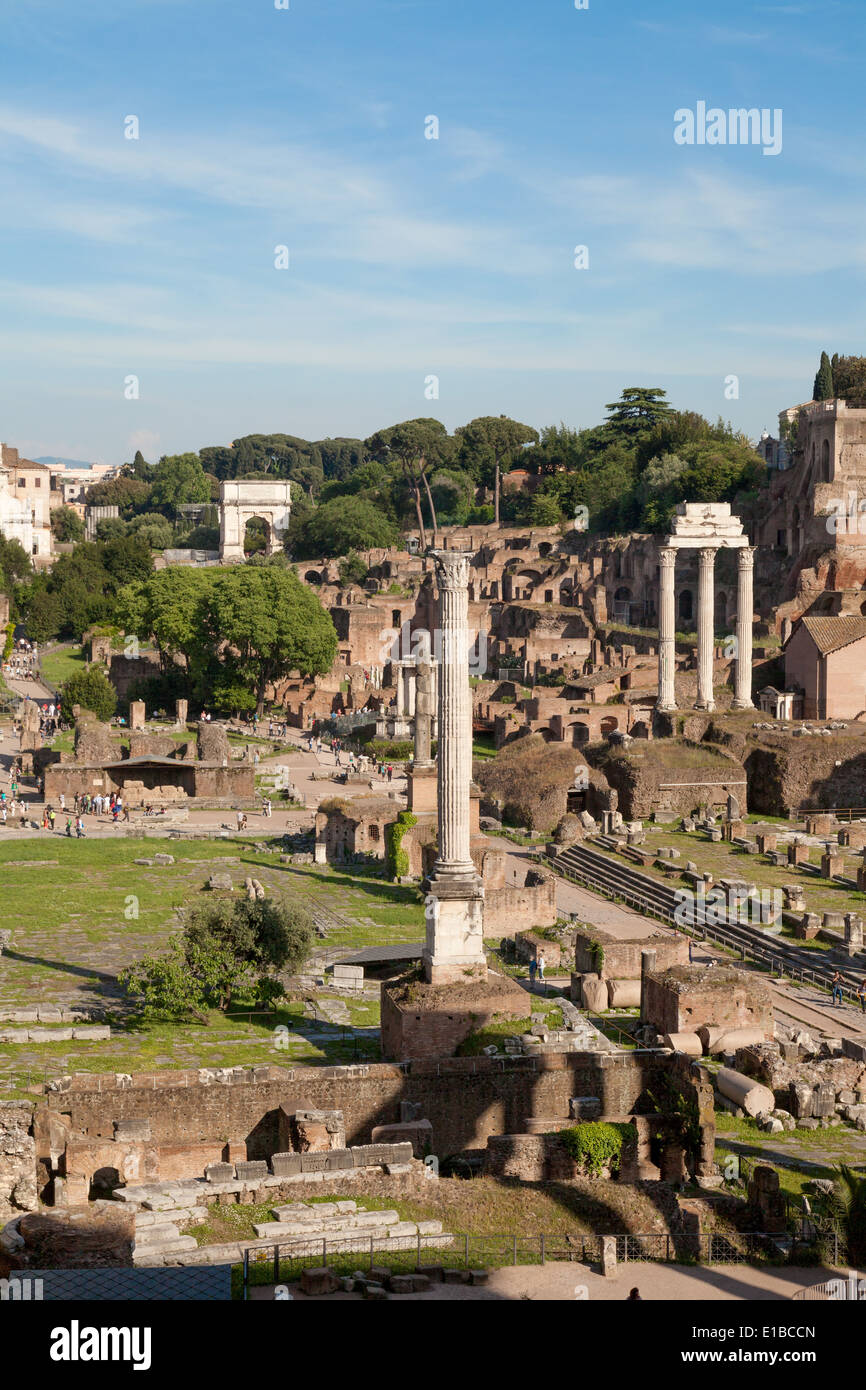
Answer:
219;480;292;562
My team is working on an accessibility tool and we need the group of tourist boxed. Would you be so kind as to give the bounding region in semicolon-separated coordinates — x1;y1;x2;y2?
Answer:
71;791;130;821
2;637;38;682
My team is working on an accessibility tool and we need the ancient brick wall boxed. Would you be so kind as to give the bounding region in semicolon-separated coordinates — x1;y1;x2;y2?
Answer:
573;928;689;980
643;967;773;1037
38;1053;701;1160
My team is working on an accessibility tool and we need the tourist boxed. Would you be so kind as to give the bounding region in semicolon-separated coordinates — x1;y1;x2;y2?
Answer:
58;792;65;812
832;970;844;1008
386;764;393;783
627;1288;642;1301
537;952;546;983
263;798;272;818
65;817;72;837
48;807;55;830
123;803;131;822
75;815;85;838
858;980;866;1014
236;810;244;832
528;956;537;986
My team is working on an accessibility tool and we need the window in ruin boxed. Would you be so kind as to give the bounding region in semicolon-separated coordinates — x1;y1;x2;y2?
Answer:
678;589;693;622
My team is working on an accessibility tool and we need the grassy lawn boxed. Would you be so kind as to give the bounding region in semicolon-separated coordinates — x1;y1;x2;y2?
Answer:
713;1111;866;1202
39;644;87;688
0;838;427;1098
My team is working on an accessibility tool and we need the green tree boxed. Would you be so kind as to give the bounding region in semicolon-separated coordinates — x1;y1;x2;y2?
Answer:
119;896;312;1021
149;452;211;514
602;387;673;441
0;534;30;593
60;664;117;723
366;418;453;548
298;496;398;558
830;1164;866;1266
21;587;62;644
338;550;369;587
50;507;85;543
85;475;151;512
204;566;337;714
454;415;538;523
813;350;834;401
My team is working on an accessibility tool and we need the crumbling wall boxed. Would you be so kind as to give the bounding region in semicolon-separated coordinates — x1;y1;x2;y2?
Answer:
0;1102;38;1222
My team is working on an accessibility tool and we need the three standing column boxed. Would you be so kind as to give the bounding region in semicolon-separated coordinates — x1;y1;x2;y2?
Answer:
696;547;716;711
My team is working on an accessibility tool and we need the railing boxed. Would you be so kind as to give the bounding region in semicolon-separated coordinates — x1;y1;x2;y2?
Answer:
793;1270;862;1300
241;1228;822;1294
556;848;864;1005
794;806;866;823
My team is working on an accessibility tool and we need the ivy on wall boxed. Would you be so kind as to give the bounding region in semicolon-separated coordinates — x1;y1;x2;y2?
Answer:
557;1121;637;1177
385;810;417;880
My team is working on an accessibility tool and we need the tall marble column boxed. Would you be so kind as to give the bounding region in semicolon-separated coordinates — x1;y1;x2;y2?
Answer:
423;550;486;985
696;547;716;711
656;546;677;711
733;546;755;709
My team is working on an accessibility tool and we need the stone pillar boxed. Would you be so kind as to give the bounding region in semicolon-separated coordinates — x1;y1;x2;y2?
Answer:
399;663;416;718
733;546;755;710
175;698;188;729
640;947;656;1024
696;547;716;711
423;551;486;986
129;700;145;731
656;547;677;711
414;659;435;768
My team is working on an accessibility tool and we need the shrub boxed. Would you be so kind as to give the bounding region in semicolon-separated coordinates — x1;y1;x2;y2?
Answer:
557;1121;637;1177
60;664;117;723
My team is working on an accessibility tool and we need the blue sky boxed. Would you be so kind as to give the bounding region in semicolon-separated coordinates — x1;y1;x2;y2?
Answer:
0;0;863;464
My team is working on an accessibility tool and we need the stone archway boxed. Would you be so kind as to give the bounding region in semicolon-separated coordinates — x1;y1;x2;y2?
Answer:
219;480;292;562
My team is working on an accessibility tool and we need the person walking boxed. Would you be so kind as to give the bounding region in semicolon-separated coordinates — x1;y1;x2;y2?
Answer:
537;951;546;984
528;956;537;986
48;807;55;831
832;970;844;1008
65;816;72;837
123;803;130;822
75;815;85;838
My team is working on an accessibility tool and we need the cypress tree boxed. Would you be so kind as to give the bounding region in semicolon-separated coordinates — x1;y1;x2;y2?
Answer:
813;351;834;401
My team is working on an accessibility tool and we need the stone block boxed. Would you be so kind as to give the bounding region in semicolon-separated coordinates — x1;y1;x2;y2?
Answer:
569;1096;602;1120
235;1161;269;1182
269;1153;302;1177
389;1274;415;1294
113;1118;152;1141
203;1163;236;1185
299;1267;341;1296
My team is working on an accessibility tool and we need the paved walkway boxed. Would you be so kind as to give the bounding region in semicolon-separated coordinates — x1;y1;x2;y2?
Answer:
252;1261;831;1301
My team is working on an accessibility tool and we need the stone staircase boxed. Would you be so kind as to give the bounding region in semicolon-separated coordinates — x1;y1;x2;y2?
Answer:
252;1200;452;1253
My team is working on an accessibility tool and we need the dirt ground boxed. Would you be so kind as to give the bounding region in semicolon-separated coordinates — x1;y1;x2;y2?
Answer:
250;1261;830;1302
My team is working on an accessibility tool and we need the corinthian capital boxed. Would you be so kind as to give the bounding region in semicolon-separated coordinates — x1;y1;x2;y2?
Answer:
737;545;755;570
658;547;676;570
430;549;472;592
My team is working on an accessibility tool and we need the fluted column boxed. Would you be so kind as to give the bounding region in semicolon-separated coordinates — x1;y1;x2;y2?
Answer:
423;550;486;985
431;551;474;875
657;547;677;710
733;546;755;709
696;547;716;711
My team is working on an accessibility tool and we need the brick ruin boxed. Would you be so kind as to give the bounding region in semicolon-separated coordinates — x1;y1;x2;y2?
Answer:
0;1051;717;1231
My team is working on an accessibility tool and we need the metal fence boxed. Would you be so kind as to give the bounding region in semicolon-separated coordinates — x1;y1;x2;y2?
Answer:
241;1227;822;1294
793;1270;862;1300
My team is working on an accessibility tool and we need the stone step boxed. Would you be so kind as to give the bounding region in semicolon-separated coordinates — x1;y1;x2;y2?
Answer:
135;1207;201;1228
